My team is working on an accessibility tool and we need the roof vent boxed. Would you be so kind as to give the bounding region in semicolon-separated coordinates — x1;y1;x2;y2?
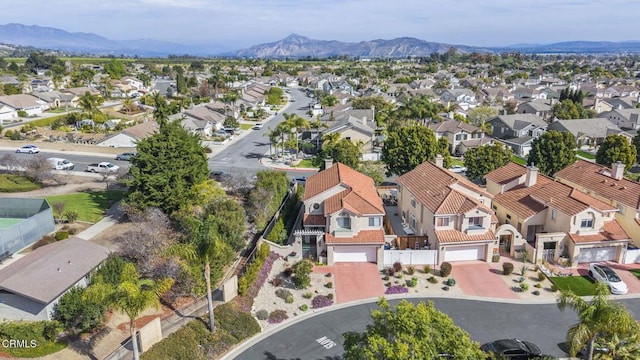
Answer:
68;260;72;265
57;268;61;272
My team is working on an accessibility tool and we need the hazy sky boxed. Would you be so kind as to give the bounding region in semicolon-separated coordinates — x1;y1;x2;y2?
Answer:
3;0;639;50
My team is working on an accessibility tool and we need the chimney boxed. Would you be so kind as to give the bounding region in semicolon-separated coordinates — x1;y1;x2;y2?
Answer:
324;157;333;170
611;161;625;180
525;165;538;187
434;154;444;168
362;116;367;126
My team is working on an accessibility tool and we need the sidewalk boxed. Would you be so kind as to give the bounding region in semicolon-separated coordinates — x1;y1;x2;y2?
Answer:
258;155;318;172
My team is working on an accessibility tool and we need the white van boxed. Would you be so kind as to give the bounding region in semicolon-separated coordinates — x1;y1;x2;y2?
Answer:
47;158;75;170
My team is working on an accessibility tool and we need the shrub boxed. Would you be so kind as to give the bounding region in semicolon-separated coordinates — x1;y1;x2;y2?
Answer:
384;285;408;295
293;259;313;289
255;310;269;321
440;262;452;277
532;290;540;296
0;321;64;358
238;244;276;297
385;282;392;287
268;310;289;324
393;261;403;273
406;265;416;275
408;277;418;287
311;295;333;309
302;292;313;299
537;271;546;282
327;293;334;300
270;276;282;287
520;265;529;276
503;262;514;275
428;276;438;284
325;282;333;289
325;272;332;277
63;210;79;223
534;283;542;288
442;286;450;291
275;288;292;300
285;295;294;304
423;265;432;274
283;267;293;277
492;254;500;262
551;284;559;292
518;276;525;283
384;267;396;276
395;272;404;279
445;278;456;286
382;275;390;281
54;231;69;241
214;301;261;340
54;286;107;335
299;304;308;311
520;283;529;292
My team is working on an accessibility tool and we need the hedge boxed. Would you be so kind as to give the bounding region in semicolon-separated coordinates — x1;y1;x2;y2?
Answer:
0;321;66;358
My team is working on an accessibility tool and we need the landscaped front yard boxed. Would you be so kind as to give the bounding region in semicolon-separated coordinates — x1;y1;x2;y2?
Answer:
549;276;596;296
0;174;42;192
45;190;126;223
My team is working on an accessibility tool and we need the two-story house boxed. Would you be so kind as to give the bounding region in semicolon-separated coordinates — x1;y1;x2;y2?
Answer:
299;161;385;265
485;163;629;265
440;88;476;104
555;160;640;247
487;114;547;156
517;100;553;122
426;119;487;156
396;158;498;264
599;108;640;130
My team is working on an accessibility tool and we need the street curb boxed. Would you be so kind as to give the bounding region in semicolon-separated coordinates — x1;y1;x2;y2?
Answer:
257;157;319;172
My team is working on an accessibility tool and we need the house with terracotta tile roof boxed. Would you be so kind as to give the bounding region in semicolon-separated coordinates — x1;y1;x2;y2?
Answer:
555;160;640;248
485;162;630;265
396;157;498;264
299;160;385;265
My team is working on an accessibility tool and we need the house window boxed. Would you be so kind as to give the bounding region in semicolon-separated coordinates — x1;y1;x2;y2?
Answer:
411;198;416;208
469;217;483;228
492;205;497;211
410;215;416;229
455;134;468;141
506;214;511;220
551;209;557;220
337;213;351;230
580;219;594;228
436;217;450;227
369;217;382;227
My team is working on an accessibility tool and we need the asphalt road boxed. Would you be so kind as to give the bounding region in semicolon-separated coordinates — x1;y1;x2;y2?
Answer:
234;297;640;360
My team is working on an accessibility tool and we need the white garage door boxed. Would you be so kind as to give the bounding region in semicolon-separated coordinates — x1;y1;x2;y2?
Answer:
444;244;485;262
576;247;616;263
333;246;377;263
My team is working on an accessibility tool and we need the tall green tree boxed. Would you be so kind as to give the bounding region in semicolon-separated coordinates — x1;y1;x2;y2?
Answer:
110;263;173;360
321;138;362;169
631;133;640;163
104;58;127;79
343;299;485;360
596;135;637;170
382;124;438;176
557;283;639;360
395;94;440;123
127;96;209;215
464;143;513;182
467;106;498;132
78;91;104;120
527;130;577;176
436;137;453;169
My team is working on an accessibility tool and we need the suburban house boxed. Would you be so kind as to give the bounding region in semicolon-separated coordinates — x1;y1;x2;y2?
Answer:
517;100;553;122
181;105;226;137
555;160;640;247
318;108;376;152
440;88;476;104
97;120;158;148
547;118;623;149
485;163;629;265
0;103;17;122
599;108;640;130
0;237;110;321
396;158;498;264
426;119;486;156
0;94;48;117
297;161;385;265
487;114;547;156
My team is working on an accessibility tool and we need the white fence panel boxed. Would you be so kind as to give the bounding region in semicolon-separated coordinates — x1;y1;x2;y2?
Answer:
624;248;640;264
383;250;437;266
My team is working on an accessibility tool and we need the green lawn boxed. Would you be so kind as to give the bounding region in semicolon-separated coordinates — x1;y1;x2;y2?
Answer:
0;174;42;192
45;190;126;223
451;158;465;167
510;155;527;165
240;123;254;130
630;269;640;280
577;150;596;160
550;276;597;296
294;159;317;168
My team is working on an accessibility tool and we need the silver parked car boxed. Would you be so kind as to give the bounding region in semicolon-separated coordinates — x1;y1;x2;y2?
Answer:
588;263;628;295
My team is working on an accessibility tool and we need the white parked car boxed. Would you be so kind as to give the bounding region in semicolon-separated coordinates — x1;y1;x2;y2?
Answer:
16;144;40;154
449;165;467;173
588;263;628;295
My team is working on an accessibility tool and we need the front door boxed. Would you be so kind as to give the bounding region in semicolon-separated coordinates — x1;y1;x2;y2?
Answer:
499;234;512;255
302;236;317;260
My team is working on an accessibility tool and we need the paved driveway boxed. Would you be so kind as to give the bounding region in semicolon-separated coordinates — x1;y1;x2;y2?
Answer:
451;261;519;299
314;263;384;304
576;262;640;295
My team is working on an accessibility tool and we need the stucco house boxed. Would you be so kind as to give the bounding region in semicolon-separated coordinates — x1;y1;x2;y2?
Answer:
97;120;158;148
599;108;640;130
296;160;385;265
547;118;622;149
0;237;110;320
488;114;547;156
555;160;640;248
485;163;630;265
426;119;486;156
0;94;48;117
396;157;498;264
517;100;553;122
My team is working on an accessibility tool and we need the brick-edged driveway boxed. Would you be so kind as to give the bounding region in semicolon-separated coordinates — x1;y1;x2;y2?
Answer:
314;263;385;304
451;261;519;299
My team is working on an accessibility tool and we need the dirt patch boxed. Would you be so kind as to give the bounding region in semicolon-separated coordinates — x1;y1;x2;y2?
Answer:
89;221;138;252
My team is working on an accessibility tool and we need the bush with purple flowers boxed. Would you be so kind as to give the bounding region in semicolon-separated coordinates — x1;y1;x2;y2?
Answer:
311;295;334;309
385;285;409;295
267;309;289;324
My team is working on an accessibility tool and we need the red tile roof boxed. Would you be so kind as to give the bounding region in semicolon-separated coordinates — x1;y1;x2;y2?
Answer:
435;229;496;243
325;229;385;244
305;162;384;215
555;160;640;210
567;220;630;244
303;214;325;226
484;162;526;185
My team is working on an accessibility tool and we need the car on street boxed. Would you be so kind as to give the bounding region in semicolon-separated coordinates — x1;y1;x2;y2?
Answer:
116;152;137;161
449;165;467;173
86;162;120;173
588;263;628;295
291;176;307;184
16;145;40;154
47;158;74;170
252;123;264;130
480;338;542;359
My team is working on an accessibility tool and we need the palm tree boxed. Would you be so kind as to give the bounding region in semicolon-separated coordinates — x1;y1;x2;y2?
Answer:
193;217;218;333
283;113;310;151
557;283;638;360
322;132;341;150
594;331;640;359
78;91;103;120
111;263;173;360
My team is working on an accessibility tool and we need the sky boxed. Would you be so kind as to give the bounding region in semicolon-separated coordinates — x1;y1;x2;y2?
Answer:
3;0;639;51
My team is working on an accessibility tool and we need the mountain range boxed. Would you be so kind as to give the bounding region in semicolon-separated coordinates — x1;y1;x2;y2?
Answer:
2;23;640;58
